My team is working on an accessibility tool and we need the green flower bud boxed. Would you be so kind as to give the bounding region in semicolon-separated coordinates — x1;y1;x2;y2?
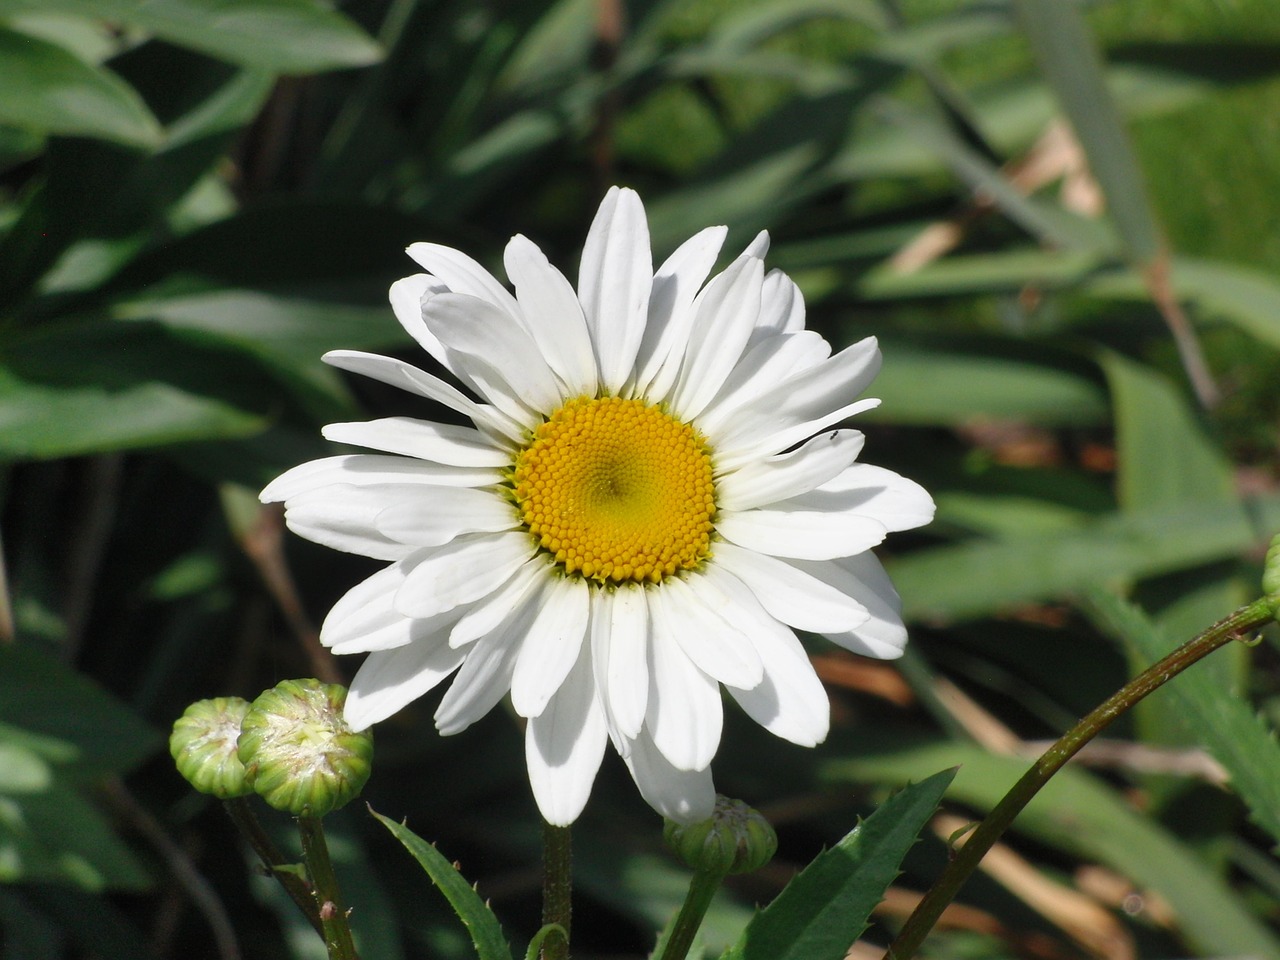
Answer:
237;679;373;818
663;795;777;876
170;697;254;799
1264;533;1280;621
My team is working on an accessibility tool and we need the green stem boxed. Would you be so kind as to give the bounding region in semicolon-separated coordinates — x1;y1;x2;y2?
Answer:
883;597;1275;960
298;814;359;960
653;863;730;960
223;797;323;937
541;821;572;960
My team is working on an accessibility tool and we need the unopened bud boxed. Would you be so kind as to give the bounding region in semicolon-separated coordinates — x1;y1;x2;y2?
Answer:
237;679;373;817
663;795;777;876
170;697;254;798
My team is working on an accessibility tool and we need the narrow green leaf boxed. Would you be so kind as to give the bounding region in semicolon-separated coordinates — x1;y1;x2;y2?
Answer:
0;781;151;890
891;495;1280;622
0;645;158;779
1086;256;1280;352
0;321;270;460
828;742;1280;959
868;337;1108;427
371;810;513;960
873;97;1115;255
1099;351;1235;512
0;0;382;73
724;769;955;960
0;27;161;147
1086;590;1280;852
1013;0;1162;263
858;249;1102;299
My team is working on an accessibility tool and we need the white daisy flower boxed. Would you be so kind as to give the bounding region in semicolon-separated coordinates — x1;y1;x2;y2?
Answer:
261;187;933;826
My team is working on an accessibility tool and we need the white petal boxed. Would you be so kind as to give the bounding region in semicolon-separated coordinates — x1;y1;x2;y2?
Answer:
709;337;884;470
578;187;652;393
450;555;553;648
725;630;830;747
375;488;518;547
395;532;536;618
434;623;523;735
345;637;467;730
716;429;865;512
699;565;830;746
717;503;886;561
795;553;908;659
511;578;591;718
789;464;935;534
504;234;598;396
591;583;649;744
646;601;722;771
389;274;450;368
696;331;831;430
321;560;462;654
740;229;770;260
656;576;763;689
712;541;870;633
526;646;609;825
259;455;440;504
757;269;804;337
261;454;480;502
631;224;728;401
405;241;523;321
279;486;416;561
669;256;764;420
322;419;510;468
622;733;716;824
323;350;524;444
422;292;561;421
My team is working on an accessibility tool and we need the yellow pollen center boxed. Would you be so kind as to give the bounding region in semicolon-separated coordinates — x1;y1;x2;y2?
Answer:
512;396;716;584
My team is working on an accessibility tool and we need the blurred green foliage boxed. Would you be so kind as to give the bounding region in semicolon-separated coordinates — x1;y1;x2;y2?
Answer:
3;0;1280;958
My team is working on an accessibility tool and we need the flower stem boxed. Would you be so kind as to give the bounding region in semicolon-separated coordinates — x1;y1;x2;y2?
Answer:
297;814;359;960
541;821;572;960
883;597;1275;960
223;797;323;937
653;862;730;960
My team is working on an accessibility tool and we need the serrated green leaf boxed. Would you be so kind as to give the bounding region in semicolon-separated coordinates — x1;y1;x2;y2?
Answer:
1085;590;1280;852
372;810;513;960
723;769;955;960
0;0;382;73
0;27;161;147
827;742;1280;959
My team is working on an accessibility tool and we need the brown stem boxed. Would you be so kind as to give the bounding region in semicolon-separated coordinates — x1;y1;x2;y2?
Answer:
883;597;1274;960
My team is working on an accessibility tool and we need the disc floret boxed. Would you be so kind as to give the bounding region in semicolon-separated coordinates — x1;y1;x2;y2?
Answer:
512;396;715;585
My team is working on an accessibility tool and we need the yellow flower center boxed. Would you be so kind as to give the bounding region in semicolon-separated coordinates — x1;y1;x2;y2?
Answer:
512;396;716;584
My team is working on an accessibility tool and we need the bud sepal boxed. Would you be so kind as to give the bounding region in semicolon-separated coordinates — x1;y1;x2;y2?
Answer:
170;697;254;799
237;679;373;818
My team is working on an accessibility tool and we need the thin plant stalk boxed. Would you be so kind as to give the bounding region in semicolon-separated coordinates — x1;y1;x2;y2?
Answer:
298;814;359;960
223;797;323;937
652;862;730;960
542;821;572;960
883;597;1275;960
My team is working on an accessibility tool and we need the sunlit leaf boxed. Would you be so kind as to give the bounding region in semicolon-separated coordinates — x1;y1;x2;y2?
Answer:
828;741;1280;958
0;27;161;147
